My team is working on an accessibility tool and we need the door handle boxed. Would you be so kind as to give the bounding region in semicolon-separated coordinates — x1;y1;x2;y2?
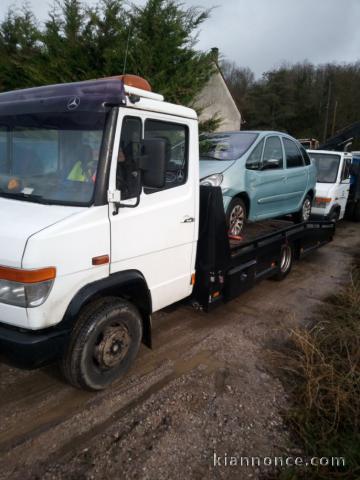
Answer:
181;216;195;223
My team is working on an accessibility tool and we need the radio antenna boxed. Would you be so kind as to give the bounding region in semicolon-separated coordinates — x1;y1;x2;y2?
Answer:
123;25;131;75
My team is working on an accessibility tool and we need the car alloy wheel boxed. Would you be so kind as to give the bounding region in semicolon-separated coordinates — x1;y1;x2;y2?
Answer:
302;197;312;222
229;204;245;236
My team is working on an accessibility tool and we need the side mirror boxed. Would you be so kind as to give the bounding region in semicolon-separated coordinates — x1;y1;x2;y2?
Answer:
140;138;167;188
262;158;281;169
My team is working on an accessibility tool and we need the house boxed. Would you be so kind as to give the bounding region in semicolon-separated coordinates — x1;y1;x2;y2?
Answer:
194;48;242;132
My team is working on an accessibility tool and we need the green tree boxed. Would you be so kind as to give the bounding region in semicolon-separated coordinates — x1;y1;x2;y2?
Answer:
0;6;42;90
223;60;360;144
128;0;214;104
0;0;214;112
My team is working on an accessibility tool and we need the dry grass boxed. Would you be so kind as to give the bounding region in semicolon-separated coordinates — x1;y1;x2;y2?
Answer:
269;257;360;479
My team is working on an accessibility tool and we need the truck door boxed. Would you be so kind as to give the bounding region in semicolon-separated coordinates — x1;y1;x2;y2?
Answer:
109;110;198;312
337;156;351;219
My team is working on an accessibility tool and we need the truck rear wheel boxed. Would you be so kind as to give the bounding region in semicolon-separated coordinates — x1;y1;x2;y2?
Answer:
61;297;142;391
272;243;293;281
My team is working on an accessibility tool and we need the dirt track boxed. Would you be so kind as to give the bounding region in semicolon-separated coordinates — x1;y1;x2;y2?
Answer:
0;222;359;480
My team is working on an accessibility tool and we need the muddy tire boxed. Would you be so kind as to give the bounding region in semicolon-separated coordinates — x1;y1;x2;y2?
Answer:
272;243;293;281
293;195;312;223
226;198;246;236
61;297;142;391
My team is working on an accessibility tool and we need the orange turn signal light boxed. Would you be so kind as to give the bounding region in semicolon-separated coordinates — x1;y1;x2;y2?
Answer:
105;74;152;92
0;266;56;283
315;197;331;204
92;255;110;266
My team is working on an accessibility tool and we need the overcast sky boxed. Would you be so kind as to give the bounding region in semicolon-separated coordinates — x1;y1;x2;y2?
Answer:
1;0;359;77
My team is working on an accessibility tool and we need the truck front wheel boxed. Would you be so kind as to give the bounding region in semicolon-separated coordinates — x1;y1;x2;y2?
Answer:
61;297;142;391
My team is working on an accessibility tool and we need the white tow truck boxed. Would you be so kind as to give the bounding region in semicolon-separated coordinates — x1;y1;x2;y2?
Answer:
0;76;335;390
308;150;353;221
308;149;360;222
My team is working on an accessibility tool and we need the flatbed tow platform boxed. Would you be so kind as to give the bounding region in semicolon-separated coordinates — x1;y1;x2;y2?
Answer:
192;187;335;310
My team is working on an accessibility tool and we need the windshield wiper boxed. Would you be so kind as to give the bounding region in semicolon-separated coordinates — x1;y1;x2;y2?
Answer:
0;191;52;204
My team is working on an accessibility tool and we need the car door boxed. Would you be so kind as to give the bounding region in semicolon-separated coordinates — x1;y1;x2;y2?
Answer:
246;135;287;220
109;110;198;312
282;137;308;212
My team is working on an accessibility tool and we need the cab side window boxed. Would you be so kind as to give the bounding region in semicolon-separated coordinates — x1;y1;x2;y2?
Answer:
144;119;188;193
246;139;264;170
116;116;142;200
283;138;304;168
341;158;351;181
263;136;283;168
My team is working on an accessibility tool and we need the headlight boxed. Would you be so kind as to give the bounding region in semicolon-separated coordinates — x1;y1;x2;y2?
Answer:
200;173;223;187
0;266;56;308
0;279;54;308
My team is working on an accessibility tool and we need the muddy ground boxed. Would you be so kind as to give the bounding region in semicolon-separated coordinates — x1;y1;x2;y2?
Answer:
0;222;359;480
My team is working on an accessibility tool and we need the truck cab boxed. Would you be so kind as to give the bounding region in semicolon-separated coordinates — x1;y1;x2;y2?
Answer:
308;150;352;221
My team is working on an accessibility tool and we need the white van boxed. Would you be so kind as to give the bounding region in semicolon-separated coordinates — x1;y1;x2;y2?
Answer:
308;150;352;221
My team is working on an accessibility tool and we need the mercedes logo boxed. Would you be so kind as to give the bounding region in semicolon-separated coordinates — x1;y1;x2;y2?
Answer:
67;96;81;111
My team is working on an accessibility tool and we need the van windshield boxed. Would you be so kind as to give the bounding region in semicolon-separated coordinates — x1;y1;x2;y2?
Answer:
200;132;258;161
309;152;340;183
0;111;106;206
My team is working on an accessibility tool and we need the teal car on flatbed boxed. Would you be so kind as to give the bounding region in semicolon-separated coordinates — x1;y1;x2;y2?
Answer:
199;131;317;235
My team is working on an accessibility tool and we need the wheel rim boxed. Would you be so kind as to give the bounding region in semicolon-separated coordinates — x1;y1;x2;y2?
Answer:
229;204;245;236
302;198;312;221
280;245;292;273
93;323;131;370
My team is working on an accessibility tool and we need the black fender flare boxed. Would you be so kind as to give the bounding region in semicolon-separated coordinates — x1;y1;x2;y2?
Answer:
61;269;152;348
327;203;341;219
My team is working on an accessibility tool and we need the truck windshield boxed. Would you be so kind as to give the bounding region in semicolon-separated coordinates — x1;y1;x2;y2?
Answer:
0;111;106;206
199;132;258;161
309;152;341;183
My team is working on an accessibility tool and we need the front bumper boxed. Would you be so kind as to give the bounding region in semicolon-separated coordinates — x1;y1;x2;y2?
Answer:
311;212;329;221
0;323;70;368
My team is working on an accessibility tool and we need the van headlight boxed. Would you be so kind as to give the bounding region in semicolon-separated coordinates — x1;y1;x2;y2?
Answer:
200;173;223;187
0;266;56;308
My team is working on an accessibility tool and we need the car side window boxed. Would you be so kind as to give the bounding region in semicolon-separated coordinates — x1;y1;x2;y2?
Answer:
246;139;264;170
341;158;351;181
116;116;142;200
300;145;311;165
283;138;305;168
144;119;188;193
263;136;283;168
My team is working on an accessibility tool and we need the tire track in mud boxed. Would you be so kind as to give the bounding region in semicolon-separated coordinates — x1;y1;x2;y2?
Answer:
0;348;224;480
0;222;358;480
0;311;221;459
